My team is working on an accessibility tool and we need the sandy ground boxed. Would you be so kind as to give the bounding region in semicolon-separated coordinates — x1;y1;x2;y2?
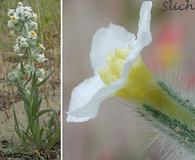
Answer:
0;89;60;150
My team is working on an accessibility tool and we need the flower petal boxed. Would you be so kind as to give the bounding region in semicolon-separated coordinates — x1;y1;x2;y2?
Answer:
67;1;153;123
136;1;152;48
122;1;152;81
67;75;104;122
90;24;135;72
66;74;123;122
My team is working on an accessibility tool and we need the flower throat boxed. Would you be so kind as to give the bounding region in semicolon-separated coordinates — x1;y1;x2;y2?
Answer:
99;48;195;127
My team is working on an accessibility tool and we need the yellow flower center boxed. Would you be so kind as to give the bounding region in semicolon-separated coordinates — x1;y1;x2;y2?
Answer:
99;48;195;126
30;31;37;37
98;48;129;85
10;16;16;22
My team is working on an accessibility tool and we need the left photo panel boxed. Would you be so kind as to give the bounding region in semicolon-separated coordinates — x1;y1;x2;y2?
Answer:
0;0;60;159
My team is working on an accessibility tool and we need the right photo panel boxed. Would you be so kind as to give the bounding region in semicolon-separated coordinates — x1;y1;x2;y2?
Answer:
64;0;195;160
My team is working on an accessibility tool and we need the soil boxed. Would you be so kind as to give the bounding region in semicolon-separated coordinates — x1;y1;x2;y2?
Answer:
0;87;61;159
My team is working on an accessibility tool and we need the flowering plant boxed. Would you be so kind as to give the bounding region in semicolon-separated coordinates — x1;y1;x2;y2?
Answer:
7;2;60;157
67;1;195;159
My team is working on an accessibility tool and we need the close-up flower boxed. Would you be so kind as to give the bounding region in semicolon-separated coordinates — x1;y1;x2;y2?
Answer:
65;1;195;159
66;1;152;122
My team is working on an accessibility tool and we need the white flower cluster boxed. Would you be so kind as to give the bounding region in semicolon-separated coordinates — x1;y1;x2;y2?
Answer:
7;2;48;83
14;36;28;54
8;2;37;32
8;63;29;83
8;63;45;84
8;2;47;62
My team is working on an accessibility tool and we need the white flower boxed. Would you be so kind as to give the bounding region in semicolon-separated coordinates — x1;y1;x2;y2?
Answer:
10;14;19;24
39;68;45;76
8;9;15;17
14;44;21;52
35;53;47;63
39;43;46;50
7;20;15;29
17;36;29;47
17;2;23;6
10;30;15;36
13;36;29;55
16;63;22;70
37;68;45;81
66;1;153;122
28;31;37;40
38;77;43;82
28;21;38;30
33;13;38;21
15;4;34;21
24;64;30;70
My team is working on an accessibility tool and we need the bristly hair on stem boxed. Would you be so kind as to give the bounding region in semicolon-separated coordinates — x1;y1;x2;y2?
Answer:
134;79;195;160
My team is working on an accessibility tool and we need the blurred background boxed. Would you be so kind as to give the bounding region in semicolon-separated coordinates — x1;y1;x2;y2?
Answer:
63;0;195;159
